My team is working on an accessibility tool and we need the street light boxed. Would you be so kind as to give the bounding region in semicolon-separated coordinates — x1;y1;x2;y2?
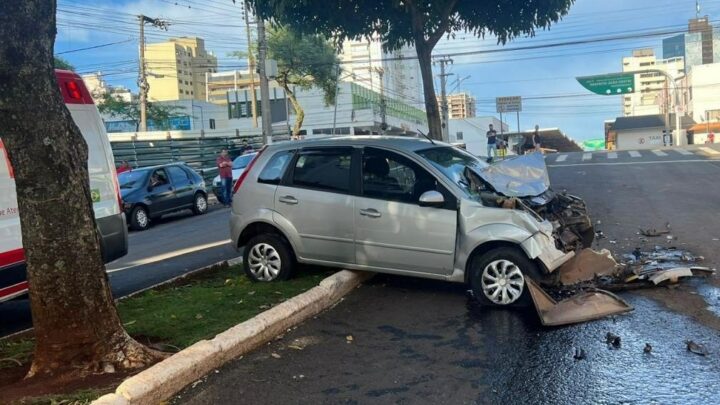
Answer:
191;103;205;130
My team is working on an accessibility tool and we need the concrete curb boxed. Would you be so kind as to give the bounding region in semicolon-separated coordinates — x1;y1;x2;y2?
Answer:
92;270;373;405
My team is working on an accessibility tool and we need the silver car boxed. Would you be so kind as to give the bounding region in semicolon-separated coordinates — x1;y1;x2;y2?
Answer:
230;137;592;306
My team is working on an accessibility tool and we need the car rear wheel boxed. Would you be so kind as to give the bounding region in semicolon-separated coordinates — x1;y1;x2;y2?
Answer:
192;193;208;215
129;206;150;231
243;234;294;282
469;246;539;307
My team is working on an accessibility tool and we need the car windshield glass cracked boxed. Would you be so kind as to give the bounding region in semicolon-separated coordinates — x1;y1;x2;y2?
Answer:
417;146;488;198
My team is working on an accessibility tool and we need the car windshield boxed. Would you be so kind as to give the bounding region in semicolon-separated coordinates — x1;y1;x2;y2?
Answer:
233;154;256;169
118;170;148;189
416;146;488;197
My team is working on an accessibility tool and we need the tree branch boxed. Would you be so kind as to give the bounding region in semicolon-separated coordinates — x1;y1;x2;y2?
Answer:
427;0;460;48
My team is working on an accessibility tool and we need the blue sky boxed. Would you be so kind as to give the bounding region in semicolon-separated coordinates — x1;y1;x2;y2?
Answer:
56;0;720;143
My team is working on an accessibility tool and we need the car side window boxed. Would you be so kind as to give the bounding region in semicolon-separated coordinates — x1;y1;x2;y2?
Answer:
258;150;293;185
362;147;439;204
150;169;169;188
290;148;352;193
167;166;190;185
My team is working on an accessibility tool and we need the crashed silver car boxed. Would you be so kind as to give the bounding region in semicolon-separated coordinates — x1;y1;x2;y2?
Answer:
230;136;602;317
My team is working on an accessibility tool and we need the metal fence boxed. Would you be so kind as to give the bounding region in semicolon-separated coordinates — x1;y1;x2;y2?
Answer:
110;135;265;182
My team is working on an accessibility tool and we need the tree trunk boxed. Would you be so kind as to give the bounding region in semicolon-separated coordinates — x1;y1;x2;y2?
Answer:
283;85;305;137
0;1;163;378
415;43;443;141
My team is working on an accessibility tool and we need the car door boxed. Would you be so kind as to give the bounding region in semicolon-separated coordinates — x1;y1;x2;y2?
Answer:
167;165;194;208
146;168;176;215
355;147;457;276
273;147;356;265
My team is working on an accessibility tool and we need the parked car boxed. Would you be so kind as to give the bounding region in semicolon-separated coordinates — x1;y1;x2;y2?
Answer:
119;163;208;231
1;70;127;303
229;137;593;307
212;152;258;204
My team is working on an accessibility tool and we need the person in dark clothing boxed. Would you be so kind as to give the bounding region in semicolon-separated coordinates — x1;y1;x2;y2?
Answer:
532;125;542;152
486;124;497;162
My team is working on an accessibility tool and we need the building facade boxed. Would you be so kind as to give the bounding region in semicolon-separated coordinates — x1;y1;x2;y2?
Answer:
621;48;685;116
82;72;134;103
679;62;720;123
145;37;218;102
338;36;423;108
663;17;720;72
439;93;476;119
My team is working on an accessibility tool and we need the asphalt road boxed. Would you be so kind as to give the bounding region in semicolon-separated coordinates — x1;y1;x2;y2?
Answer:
0;203;239;337
177;145;720;405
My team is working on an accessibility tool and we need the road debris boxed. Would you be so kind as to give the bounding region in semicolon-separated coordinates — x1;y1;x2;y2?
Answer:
346;335;354;343
526;279;633;326
686;340;709;356
605;332;621;348
573;348;586;360
638;223;671;237
644;343;653;354
271;352;282;359
557;248;619;285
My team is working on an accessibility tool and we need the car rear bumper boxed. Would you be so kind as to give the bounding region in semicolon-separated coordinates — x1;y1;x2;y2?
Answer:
98;212;128;263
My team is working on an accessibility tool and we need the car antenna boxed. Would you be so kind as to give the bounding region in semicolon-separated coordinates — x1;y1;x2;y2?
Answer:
417;129;435;145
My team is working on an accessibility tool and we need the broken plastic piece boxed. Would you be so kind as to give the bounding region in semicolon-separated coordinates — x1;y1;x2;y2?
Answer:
686;340;709;356
648;267;694;285
557;248;618;285
526;279;633;326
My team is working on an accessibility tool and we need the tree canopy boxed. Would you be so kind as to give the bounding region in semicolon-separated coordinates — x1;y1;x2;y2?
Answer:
97;94;184;131
53;56;74;71
249;0;575;139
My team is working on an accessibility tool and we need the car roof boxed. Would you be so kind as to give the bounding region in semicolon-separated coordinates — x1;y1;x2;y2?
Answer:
128;162;191;172
268;136;452;152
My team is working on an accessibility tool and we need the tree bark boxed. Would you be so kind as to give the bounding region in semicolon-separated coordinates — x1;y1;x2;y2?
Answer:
0;1;163;378
282;84;305;137
415;43;443;141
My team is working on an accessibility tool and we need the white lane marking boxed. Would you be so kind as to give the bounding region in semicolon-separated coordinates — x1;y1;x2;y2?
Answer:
607;152;618;159
555;154;568;162
628;151;641;158
652;150;668;156
675;148;693;155
107;239;232;273
547;159;720;167
699;146;720;155
582;153;592;161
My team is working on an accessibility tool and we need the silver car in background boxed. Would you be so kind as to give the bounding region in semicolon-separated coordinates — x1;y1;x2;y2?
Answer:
229;137;592;306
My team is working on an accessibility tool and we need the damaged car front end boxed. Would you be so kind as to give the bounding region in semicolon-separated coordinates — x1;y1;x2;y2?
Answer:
419;148;630;326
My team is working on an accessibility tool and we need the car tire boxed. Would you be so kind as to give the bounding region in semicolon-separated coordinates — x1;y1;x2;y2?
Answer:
129;206;150;231
469;246;540;307
192;193;208;215
243;234;295;282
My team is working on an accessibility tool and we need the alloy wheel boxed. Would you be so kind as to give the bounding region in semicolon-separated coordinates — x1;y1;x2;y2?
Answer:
481;259;525;305
247;243;282;281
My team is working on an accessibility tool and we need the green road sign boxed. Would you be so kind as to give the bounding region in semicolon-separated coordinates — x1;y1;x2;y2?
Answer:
582;139;606;151
576;73;635;95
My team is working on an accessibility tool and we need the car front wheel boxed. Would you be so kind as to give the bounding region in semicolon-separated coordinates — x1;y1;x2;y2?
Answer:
192;193;208;215
469;246;539;306
243;234;294;282
129;206;150;231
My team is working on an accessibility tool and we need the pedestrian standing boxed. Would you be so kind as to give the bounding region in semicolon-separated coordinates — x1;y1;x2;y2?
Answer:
486;124;498;162
532;125;543;152
707;132;715;144
241;139;254;154
216;149;233;207
497;136;507;159
116;160;132;174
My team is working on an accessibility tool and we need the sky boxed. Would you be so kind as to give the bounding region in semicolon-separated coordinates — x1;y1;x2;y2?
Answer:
55;0;720;143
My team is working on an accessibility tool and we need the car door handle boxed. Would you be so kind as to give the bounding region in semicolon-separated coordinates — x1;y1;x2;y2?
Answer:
359;208;381;218
279;195;298;205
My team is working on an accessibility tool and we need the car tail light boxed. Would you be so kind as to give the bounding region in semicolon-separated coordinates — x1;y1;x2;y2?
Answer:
233;145;266;194
64;81;82;100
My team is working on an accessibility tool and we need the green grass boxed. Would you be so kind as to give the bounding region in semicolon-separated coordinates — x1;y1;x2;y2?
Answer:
0;338;34;370
118;264;332;348
1;264;333;403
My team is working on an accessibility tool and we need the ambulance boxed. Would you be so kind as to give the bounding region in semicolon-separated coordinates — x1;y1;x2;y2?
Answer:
0;70;128;303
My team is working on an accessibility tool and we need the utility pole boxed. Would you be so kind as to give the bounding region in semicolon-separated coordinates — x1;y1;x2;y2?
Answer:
256;11;273;144
331;64;341;135
437;57;453;143
138;16;147;132
375;67;387;134
137;15;169;132
243;1;258;128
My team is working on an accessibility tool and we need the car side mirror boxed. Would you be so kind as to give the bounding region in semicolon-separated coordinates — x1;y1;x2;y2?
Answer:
419;190;444;207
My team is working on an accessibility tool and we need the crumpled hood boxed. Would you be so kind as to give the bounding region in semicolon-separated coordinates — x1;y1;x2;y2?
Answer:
474;152;550;197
